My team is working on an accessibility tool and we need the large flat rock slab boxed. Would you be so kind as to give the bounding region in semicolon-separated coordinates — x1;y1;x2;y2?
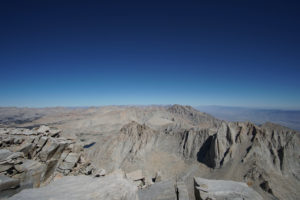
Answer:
8;174;138;200
194;177;263;200
0;175;20;192
176;181;189;200
0;149;14;162
138;180;177;200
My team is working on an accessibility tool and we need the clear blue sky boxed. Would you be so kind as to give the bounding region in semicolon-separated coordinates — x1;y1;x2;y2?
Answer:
0;0;299;108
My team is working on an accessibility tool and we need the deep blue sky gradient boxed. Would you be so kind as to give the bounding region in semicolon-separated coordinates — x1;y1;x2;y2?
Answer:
0;0;300;108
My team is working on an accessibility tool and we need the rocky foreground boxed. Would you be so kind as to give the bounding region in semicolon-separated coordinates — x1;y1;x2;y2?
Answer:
0;105;299;200
0;126;105;198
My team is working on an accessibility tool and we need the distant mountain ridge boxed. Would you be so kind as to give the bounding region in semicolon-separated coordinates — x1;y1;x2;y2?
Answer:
1;105;300;131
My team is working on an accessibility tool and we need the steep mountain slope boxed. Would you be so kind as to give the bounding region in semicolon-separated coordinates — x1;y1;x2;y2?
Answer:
199;121;300;200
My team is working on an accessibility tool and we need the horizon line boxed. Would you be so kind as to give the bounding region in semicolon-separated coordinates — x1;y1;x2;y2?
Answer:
0;104;300;111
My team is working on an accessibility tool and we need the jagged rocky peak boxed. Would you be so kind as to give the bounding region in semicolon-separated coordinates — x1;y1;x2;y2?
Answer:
167;104;209;117
118;121;158;149
167;104;221;128
120;121;155;136
179;128;212;162
198;120;300;171
167;104;195;113
192;120;300;199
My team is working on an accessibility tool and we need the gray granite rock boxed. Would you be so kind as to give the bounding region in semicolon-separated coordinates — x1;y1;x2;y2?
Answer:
8;174;138;200
93;168;106;177
0;126;102;197
49;128;61;137
176;181;189;200
138;180;177;200
14;159;46;187
0;164;13;172
39;138;59;161
17;143;34;158
0;175;20;192
37;125;50;134
10;128;36;136
59;152;80;170
126;169;144;181
194;177;263;200
0;149;13;162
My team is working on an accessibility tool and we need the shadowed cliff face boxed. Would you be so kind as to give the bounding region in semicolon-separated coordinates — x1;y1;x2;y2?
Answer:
176;119;300;199
1;105;299;200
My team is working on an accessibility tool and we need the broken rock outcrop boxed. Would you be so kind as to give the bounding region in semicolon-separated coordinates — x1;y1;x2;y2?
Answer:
0;126;103;198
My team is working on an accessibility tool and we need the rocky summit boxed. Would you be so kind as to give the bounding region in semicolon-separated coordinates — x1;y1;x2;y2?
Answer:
0;105;299;200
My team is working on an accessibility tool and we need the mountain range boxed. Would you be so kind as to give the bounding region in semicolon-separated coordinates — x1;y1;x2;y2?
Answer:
0;105;299;200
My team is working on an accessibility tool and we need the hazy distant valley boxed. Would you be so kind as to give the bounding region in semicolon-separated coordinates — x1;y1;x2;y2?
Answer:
196;106;300;131
0;105;299;200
